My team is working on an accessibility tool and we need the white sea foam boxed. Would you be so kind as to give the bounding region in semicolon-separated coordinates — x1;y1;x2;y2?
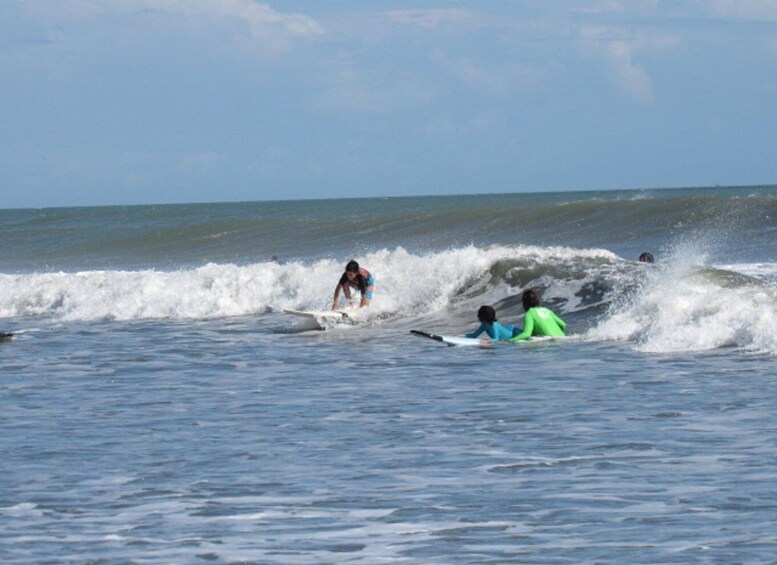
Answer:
0;245;616;322
720;263;777;279
0;503;44;517
7;241;775;354
587;247;777;354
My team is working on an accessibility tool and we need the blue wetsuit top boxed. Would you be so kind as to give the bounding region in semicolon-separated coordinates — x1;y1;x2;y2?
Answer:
338;268;375;299
466;321;520;343
363;274;375;299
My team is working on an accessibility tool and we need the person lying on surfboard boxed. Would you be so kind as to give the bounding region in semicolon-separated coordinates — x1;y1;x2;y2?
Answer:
463;305;521;344
509;289;566;342
332;260;375;310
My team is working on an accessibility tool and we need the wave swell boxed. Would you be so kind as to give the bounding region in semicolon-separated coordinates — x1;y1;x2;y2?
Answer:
5;242;777;354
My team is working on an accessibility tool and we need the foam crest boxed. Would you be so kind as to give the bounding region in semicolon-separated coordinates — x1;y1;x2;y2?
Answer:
0;245;618;322
587;248;777;354
0;263;284;321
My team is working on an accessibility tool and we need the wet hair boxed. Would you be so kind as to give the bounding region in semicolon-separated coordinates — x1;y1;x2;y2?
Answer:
522;289;540;311
345;260;360;273
638;252;654;263
477;305;497;324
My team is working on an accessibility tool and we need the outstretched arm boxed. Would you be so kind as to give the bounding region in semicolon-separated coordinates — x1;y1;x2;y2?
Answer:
332;284;348;310
465;323;486;339
331;284;341;310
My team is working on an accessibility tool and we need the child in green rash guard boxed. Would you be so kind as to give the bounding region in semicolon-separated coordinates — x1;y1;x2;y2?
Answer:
465;305;521;344
509;290;566;342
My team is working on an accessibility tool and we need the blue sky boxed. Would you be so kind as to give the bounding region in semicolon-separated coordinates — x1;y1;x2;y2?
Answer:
1;1;776;208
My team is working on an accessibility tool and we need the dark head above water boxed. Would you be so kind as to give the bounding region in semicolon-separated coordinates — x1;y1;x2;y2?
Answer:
345;260;359;273
522;289;541;311
477;305;497;324
639;252;654;263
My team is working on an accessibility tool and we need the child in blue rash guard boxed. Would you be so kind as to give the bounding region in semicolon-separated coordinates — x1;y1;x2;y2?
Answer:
465;305;521;344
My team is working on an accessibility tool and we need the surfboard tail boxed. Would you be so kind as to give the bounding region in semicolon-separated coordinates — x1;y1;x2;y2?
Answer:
410;330;444;342
411;329;485;347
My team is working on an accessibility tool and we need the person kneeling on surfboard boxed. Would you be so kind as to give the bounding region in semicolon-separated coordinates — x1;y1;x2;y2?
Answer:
332;260;375;310
464;305;521;344
508;289;566;342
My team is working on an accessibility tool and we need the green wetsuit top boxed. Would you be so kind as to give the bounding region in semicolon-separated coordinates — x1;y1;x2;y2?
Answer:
509;306;566;342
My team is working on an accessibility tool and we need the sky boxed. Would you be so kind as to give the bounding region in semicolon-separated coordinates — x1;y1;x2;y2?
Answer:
1;0;776;209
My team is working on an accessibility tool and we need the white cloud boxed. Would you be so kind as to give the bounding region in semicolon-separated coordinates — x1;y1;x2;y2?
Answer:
150;0;324;37
386;9;472;29
605;40;654;104
709;0;777;22
581;25;680;104
24;0;323;43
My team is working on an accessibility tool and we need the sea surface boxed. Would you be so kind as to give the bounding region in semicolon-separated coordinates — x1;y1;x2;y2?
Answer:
2;186;777;563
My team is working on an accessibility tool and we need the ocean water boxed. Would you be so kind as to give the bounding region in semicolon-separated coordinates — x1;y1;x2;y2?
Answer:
2;186;777;563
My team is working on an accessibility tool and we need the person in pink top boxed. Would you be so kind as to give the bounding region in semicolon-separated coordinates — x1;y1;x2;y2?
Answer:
332;260;375;310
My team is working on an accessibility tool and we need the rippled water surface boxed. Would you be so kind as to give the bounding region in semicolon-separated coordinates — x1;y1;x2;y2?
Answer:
3;317;777;563
4;184;777;563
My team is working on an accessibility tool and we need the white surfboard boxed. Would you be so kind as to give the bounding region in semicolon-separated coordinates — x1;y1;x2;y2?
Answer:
410;330;486;347
282;308;363;329
283;308;351;321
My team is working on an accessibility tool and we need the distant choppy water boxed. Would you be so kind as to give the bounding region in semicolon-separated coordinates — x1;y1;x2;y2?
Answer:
3;186;777;563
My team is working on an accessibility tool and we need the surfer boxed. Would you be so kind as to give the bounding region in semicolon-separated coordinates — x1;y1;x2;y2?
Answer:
1;332;13;342
464;305;521;344
509;289;566;342
332;260;375;310
638;252;654;263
